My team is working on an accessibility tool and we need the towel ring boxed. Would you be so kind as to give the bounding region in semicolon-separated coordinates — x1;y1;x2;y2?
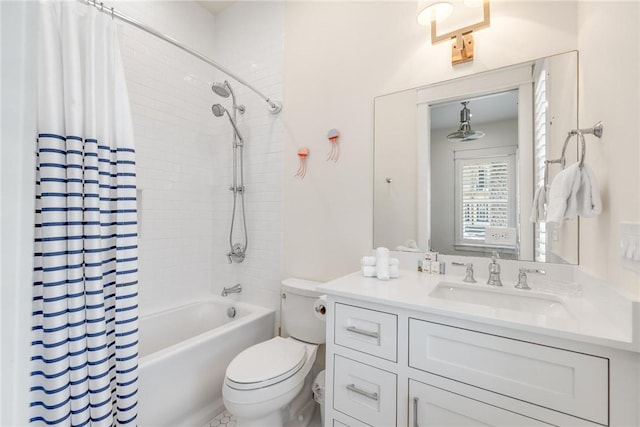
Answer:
542;121;603;189
560;131;587;169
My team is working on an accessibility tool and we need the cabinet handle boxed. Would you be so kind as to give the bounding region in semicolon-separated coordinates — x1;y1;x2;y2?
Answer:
346;383;379;401
413;397;419;427
346;325;379;339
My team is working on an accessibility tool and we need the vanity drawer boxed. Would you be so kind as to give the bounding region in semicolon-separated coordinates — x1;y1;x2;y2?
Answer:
333;355;397;427
334;303;397;361
332;414;372;427
408;319;609;425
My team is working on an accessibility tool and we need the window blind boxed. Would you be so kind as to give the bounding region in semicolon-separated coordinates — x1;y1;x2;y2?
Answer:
460;159;511;242
533;61;548;262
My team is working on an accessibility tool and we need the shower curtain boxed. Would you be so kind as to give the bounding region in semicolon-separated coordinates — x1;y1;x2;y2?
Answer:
30;2;139;425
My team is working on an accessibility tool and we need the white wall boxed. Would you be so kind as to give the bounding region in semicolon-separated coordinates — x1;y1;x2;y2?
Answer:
282;1;578;282
1;2;38;425
577;2;640;298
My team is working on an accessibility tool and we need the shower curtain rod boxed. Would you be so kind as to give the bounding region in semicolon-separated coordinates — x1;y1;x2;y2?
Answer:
81;0;283;114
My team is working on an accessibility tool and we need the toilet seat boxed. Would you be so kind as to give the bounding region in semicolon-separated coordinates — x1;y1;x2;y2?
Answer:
225;337;307;391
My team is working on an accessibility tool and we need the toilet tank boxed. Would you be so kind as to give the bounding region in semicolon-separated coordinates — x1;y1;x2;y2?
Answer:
281;278;326;344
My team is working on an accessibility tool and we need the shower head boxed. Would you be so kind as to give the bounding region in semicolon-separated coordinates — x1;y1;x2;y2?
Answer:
211;103;227;117
211;81;231;98
211;104;244;144
211;81;245;115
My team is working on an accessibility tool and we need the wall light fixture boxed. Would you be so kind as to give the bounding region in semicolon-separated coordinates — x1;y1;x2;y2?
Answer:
417;0;490;65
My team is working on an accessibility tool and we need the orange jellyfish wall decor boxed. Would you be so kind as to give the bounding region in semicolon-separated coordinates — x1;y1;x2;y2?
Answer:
326;128;340;162
295;147;309;178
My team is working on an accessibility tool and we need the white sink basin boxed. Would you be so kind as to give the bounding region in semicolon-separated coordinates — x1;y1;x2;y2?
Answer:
429;282;572;319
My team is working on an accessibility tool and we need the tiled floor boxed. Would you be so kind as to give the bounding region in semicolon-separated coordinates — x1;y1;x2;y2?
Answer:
204;407;322;427
205;409;236;427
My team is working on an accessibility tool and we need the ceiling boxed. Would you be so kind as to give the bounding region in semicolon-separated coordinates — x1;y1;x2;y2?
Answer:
430;89;519;131
198;1;235;15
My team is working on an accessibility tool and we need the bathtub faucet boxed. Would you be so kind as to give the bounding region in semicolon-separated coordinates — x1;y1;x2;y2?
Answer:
221;283;242;297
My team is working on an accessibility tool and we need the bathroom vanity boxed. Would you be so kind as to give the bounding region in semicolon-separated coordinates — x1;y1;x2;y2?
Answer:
318;268;640;427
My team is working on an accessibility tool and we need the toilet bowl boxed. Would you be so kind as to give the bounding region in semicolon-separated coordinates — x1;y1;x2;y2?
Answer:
223;337;317;426
222;278;325;427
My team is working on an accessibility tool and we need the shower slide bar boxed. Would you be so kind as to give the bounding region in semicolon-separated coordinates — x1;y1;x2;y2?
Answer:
81;0;283;114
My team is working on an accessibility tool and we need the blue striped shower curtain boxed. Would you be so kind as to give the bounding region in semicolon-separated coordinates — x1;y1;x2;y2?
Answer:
30;2;139;425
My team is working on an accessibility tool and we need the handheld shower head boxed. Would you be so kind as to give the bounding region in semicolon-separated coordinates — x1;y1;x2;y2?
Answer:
211;104;244;144
211;81;231;98
211;103;226;117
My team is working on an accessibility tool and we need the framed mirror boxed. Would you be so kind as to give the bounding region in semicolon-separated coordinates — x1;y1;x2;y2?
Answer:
373;51;578;264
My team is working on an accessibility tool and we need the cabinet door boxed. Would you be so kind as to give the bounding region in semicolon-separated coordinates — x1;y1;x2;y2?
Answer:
409;319;608;425
409;380;553;427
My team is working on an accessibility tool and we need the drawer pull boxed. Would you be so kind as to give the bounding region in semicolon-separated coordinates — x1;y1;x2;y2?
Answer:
346;383;379;401
412;397;419;427
346;326;379;339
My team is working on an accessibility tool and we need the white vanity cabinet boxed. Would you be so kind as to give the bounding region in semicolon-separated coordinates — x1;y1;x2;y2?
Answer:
323;294;639;427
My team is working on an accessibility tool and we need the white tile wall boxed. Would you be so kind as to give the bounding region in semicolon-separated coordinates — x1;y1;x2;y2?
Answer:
115;1;284;318
212;2;285;325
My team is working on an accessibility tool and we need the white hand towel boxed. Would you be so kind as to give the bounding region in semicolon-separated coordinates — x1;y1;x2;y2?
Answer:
529;185;547;222
390;264;399;279
546;163;581;225
389;258;399;266
375;247;390;281
361;256;376;266
395;239;421;252
576;165;602;217
362;266;377;277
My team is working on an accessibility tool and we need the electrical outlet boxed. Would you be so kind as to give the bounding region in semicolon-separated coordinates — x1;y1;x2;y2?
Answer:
484;227;517;246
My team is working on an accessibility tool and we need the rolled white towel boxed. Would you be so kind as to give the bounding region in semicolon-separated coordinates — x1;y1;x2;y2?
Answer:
389;258;399;266
375;247;390;281
395;245;422;252
390;264;399;279
361;256;376;266
362;266;376;277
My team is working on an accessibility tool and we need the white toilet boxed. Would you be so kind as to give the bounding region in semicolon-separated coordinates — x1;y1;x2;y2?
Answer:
223;278;325;427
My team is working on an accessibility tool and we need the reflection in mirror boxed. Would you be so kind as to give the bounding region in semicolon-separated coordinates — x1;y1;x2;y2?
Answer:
430;91;519;259
373;51;578;264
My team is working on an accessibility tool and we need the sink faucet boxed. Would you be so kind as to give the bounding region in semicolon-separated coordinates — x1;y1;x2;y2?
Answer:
487;251;503;287
221;283;242;296
451;262;476;283
515;268;546;290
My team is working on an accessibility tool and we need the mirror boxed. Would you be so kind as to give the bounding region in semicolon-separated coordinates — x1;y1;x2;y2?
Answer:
373;51;578;264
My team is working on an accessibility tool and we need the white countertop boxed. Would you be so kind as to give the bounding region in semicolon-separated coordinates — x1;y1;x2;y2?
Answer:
318;269;639;352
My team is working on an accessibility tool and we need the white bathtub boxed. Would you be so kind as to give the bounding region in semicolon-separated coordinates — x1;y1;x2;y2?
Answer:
137;296;275;427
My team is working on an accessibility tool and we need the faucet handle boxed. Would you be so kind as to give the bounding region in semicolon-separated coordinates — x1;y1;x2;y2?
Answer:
491;251;500;263
516;268;546;290
451;262;477;283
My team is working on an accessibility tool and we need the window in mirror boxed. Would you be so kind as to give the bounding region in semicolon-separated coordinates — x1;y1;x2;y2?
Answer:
454;147;517;252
